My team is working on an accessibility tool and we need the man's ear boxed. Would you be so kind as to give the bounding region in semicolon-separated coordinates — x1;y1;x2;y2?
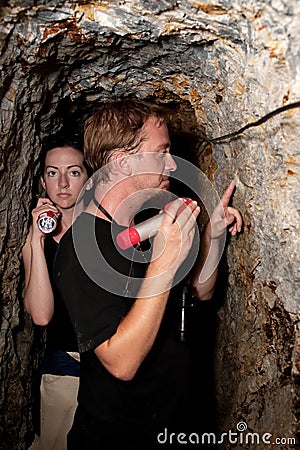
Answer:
85;177;94;191
111;150;132;175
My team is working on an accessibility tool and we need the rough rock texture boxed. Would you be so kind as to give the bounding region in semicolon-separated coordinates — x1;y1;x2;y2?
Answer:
0;1;299;449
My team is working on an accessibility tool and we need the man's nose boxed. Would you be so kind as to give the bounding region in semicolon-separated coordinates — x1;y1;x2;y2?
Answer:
167;154;177;172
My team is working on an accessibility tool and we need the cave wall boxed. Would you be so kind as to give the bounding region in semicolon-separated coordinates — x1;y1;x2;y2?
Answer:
0;1;299;449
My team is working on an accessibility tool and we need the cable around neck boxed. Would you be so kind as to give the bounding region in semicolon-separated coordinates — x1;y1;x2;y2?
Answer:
93;197;115;223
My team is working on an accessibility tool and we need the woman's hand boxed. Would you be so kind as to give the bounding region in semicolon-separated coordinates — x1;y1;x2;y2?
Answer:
31;198;60;238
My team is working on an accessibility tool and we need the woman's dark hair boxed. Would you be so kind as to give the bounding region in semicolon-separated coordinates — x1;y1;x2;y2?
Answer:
32;131;93;205
39;131;91;177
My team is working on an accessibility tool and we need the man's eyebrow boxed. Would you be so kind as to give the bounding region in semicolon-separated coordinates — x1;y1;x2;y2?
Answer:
157;143;171;149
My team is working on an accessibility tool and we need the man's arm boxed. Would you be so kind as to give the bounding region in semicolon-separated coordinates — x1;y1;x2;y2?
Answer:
94;199;200;381
190;180;243;300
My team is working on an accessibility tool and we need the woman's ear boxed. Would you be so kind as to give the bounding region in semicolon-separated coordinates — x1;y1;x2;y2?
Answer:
40;176;46;191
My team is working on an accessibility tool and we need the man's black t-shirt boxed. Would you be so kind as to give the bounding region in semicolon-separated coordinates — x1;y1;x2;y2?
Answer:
54;212;193;448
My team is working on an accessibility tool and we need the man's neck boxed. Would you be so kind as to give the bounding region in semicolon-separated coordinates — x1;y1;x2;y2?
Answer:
86;189;138;227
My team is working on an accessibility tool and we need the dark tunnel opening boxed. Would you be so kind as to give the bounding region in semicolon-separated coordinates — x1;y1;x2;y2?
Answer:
21;86;222;445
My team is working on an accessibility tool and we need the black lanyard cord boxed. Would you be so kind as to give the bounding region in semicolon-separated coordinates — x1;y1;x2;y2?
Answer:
93;197;115;223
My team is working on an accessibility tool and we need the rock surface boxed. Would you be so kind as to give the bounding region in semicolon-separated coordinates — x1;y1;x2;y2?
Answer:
0;1;299;448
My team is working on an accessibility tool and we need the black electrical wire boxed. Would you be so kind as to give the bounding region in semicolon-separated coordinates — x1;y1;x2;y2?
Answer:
209;101;300;143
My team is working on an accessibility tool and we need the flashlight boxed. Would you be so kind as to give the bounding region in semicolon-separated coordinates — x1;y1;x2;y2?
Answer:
37;211;57;234
116;198;192;250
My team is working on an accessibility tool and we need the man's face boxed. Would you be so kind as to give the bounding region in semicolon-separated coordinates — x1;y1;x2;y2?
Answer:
130;116;177;192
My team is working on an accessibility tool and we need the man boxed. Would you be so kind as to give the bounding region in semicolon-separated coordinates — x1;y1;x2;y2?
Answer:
54;99;242;449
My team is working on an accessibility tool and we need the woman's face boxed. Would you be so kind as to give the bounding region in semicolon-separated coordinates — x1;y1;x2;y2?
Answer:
41;146;89;210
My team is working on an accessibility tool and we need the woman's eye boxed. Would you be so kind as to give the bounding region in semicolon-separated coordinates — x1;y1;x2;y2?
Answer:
70;170;80;176
47;171;56;177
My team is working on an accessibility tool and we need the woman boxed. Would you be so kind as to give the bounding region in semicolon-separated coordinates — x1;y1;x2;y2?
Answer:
22;133;90;450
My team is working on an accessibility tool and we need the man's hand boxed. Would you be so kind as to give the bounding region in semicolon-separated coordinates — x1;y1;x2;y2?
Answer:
210;180;242;239
151;198;200;276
